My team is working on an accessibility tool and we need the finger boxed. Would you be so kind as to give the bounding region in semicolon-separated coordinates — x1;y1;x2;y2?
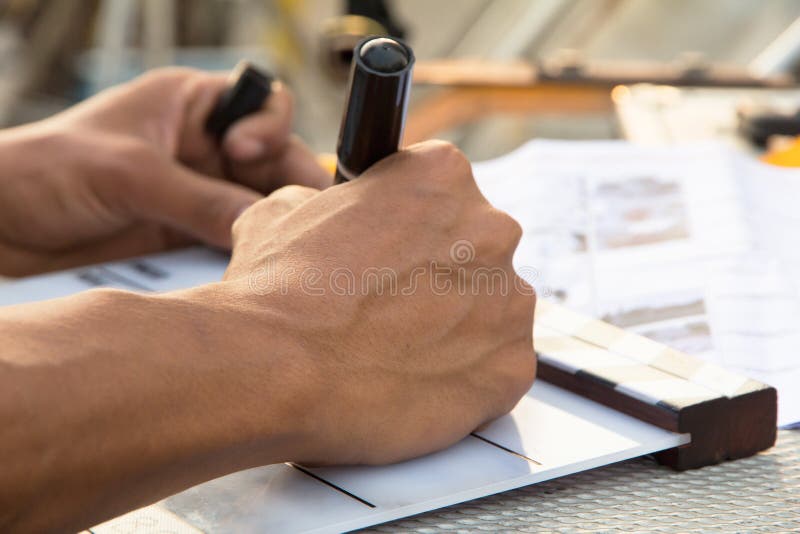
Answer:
361;140;481;205
183;71;231;140
178;70;288;176
232;184;318;243
128;158;262;249
0;224;194;277
52;225;196;271
257;183;320;218
365;140;473;184
229;135;333;193
222;81;293;162
269;137;334;190
227;185;318;279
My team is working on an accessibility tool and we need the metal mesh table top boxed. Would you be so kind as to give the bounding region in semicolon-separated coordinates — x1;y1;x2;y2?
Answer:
364;430;800;533
93;431;799;533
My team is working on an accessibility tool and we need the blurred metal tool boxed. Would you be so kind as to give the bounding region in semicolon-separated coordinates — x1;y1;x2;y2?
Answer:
319;0;406;80
737;102;800;149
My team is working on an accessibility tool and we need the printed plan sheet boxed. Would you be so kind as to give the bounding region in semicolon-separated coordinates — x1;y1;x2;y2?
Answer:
475;140;800;427
0;249;686;533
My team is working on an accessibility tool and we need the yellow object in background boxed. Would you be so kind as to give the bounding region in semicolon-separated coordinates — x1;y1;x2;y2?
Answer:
317;152;337;176
762;136;800;167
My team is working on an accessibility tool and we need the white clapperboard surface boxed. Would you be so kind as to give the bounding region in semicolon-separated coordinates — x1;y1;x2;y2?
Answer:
0;247;687;533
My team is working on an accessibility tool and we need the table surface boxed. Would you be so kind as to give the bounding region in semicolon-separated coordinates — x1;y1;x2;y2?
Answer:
94;431;799;533
363;430;800;533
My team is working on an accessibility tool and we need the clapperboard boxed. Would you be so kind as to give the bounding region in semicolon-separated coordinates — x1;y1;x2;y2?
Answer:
534;299;776;470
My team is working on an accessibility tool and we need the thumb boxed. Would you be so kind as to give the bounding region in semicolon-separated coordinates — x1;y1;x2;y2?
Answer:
128;158;261;249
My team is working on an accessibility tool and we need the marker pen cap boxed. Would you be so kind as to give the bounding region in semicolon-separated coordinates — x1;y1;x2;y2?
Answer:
335;36;415;182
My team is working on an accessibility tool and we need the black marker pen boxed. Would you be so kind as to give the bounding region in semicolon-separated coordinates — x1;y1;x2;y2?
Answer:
335;36;415;183
206;61;274;140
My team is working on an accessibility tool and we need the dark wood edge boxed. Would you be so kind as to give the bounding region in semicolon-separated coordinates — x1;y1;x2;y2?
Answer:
727;386;778;459
537;359;680;432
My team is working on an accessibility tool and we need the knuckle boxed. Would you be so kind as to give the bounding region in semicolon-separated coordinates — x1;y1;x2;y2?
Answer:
504;213;523;243
231;205;254;237
513;274;538;301
489;209;523;249
424;139;463;159
412;141;472;184
273;184;316;198
267;184;317;208
231;198;272;235
430;141;472;177
475;208;523;260
135;66;194;90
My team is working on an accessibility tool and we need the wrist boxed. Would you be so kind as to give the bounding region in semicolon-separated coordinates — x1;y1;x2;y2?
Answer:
157;282;321;468
0;285;317;530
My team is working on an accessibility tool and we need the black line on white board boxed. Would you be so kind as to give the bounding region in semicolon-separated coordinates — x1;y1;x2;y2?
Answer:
470;434;543;466
289;463;376;508
95;266;155;292
129;260;170;279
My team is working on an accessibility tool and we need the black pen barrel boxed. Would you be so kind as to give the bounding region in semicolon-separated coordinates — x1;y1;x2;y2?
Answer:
335;36;415;183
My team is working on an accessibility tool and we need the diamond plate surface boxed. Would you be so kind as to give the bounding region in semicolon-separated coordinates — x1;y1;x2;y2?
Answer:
363;430;800;533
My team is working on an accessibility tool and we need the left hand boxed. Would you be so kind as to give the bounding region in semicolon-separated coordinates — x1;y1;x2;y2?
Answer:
0;67;330;277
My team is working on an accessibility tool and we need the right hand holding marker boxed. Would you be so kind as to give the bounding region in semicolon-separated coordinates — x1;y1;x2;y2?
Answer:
222;140;537;466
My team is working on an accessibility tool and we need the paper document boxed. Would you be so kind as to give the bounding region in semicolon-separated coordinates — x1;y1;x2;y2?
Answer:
473;140;800;427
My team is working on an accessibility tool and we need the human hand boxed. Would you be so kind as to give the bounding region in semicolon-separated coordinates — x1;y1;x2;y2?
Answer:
219;140;536;466
0;67;329;277
0;141;534;531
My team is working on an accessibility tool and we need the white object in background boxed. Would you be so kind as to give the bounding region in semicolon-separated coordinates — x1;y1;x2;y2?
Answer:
472;140;800;427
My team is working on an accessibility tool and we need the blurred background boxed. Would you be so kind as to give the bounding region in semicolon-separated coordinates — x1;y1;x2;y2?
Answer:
2;0;800;159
